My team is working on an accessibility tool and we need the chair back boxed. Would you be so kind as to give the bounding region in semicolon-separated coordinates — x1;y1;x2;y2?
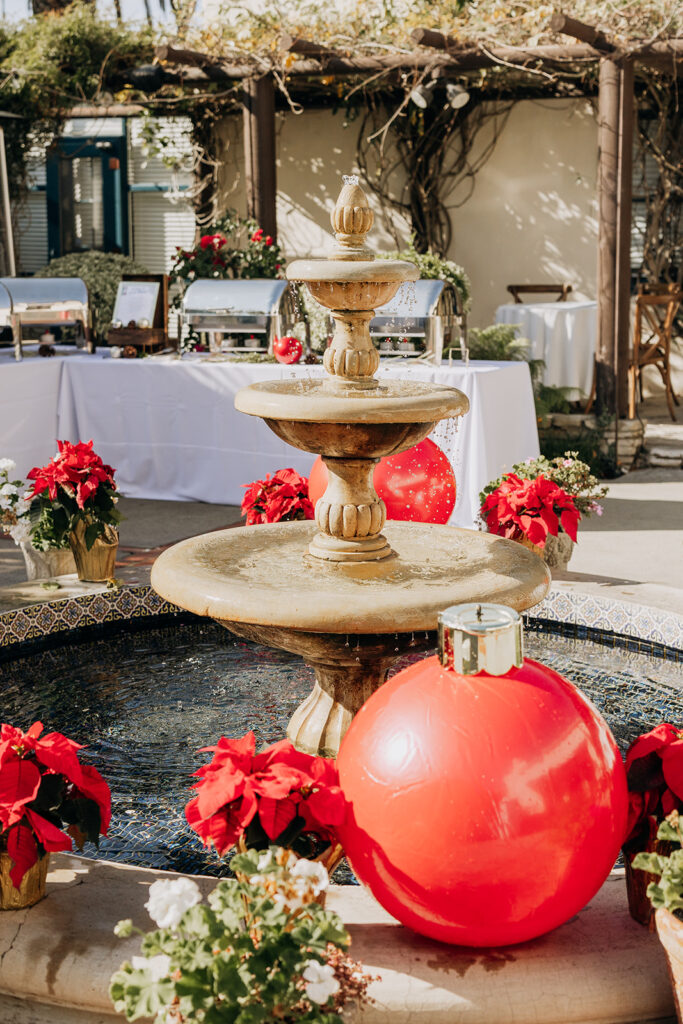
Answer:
506;283;573;304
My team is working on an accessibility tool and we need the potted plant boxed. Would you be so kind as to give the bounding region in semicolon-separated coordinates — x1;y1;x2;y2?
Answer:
479;471;580;570
26;440;122;582
0;720;111;910
241;469;315;525
110;849;374;1024
623;724;683;926
480;452;607;570
633;811;683;1020
186;731;346;877
0;458;76;579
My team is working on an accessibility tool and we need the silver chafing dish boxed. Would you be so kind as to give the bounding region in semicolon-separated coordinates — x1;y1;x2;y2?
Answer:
180;279;298;353
0;277;92;360
370;279;466;362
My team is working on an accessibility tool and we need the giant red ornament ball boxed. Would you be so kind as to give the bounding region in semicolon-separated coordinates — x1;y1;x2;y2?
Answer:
337;606;628;947
273;336;303;364
308;438;455;524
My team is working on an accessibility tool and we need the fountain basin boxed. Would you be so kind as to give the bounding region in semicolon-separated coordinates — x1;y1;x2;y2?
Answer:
287;259;419;313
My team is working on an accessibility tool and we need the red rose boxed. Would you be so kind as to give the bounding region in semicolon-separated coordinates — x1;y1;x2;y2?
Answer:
250;229;263;242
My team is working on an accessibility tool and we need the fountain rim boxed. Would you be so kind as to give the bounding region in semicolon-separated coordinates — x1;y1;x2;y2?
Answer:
286;258;420;284
233;378;470;423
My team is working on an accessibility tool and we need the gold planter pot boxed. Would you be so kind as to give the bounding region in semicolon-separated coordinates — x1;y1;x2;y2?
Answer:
69;521;119;582
519;531;575;572
656;907;683;1023
0;851;49;910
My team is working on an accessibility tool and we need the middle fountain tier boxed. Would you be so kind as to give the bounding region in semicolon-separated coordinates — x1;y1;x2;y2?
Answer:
152;176;550;756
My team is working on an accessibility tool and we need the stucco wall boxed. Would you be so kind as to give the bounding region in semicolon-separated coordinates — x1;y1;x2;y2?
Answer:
217;97;599;328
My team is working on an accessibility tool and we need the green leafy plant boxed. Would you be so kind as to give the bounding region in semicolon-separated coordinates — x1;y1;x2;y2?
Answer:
480;451;607;518
466;323;528;361
110;848;374;1024
35;252;151;341
633;811;683;914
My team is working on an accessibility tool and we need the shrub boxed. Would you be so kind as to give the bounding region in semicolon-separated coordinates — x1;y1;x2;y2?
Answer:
467;323;529;361
35;251;151;340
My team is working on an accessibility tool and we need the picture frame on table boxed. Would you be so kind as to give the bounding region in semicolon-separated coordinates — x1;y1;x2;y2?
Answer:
106;274;171;353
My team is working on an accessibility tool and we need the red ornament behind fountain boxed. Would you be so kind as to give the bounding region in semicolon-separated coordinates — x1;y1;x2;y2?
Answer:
337;603;628;946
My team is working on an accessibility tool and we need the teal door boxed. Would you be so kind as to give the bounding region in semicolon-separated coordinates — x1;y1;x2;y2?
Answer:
46;135;128;259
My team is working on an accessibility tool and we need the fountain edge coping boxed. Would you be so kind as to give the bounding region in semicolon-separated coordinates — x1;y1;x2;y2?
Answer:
0;853;675;1024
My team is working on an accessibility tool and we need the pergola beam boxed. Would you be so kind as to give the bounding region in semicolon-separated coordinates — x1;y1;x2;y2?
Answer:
549;13;616;53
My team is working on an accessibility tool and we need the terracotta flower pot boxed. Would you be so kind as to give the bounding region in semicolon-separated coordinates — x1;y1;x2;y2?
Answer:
624;835;674;928
234;837;344;909
69;521;118;582
0;851;49;910
656;907;683;1023
519;531;574;571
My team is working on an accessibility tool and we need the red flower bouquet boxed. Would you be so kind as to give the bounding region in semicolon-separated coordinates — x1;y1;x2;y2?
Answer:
480;472;580;549
622;724;683;925
26;440;121;551
241;468;314;525
186;731;346;864
0;721;111;893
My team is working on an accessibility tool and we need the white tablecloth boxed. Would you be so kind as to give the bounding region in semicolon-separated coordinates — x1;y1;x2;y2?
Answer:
1;350;539;529
495;301;597;398
0;351;64;478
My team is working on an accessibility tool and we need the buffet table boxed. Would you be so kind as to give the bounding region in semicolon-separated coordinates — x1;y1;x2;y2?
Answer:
495;301;597;398
1;350;539;529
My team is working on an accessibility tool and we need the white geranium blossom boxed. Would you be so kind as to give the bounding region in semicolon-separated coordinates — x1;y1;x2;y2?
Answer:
131;953;172;982
257;850;273;871
144;877;202;929
302;960;339;1004
8;518;31;544
0;458;16;475
291;858;329;896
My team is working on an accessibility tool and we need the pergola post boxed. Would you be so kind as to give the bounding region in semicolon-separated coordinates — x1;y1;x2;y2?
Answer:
615;58;634;418
595;58;620;416
242;74;277;240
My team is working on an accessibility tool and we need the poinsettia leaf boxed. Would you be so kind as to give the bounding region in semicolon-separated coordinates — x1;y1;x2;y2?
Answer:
662;746;683;802
258;796;297;840
7;822;39;888
0;759;42;828
25;809;73;853
626;724;681;769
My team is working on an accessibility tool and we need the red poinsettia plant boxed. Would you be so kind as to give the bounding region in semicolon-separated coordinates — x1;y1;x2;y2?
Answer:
480;472;580;549
623;724;683;849
241;468;314;525
0;721;111;889
186;731;346;860
26;440;121;551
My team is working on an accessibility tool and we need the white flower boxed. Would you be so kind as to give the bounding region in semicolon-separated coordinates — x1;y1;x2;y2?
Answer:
8;518;31;544
291;858;329;897
0;458;16;476
131;953;171;982
257;850;273;871
273;891;305;914
302;960;339;1004
144;877;202;929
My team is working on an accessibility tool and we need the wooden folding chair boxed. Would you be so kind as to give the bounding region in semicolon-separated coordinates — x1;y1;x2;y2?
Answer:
506;283;573;303
628;290;682;421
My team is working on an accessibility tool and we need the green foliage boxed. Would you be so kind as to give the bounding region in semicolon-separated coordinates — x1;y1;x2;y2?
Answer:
34;251;151;340
633;812;683;914
0;3;153;200
110;849;366;1024
30;480;121;551
467;323;528;361
480;451;608;517
383;238;471;314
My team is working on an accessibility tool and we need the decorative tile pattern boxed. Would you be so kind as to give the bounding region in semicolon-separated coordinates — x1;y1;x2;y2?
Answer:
0;583;681;657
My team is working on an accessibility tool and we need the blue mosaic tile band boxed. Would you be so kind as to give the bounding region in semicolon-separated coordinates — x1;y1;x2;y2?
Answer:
0;583;681;654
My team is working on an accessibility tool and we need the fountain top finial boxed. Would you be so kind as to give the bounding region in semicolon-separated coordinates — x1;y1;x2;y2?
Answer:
330;175;375;261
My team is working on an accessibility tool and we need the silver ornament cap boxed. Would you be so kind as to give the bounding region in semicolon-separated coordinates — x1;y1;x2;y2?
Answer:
438;603;524;676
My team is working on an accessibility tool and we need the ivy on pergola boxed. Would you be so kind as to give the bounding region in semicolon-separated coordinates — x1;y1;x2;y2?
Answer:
132;13;682;420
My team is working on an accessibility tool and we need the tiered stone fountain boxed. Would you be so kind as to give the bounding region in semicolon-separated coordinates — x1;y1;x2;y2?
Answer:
152;177;550;756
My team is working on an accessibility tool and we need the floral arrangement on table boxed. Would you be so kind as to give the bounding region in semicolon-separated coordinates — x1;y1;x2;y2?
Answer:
0;458;32;546
622;723;683;924
186;731;346;873
241;468;314;525
480;452;608;519
0;720;110;902
110;851;374;1024
479;472;580;551
26;440;121;553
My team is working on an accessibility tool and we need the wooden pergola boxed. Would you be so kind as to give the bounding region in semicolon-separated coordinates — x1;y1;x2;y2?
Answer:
139;14;683;419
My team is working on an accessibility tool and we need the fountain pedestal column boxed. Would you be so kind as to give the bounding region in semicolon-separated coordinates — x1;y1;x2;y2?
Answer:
310;456;389;562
